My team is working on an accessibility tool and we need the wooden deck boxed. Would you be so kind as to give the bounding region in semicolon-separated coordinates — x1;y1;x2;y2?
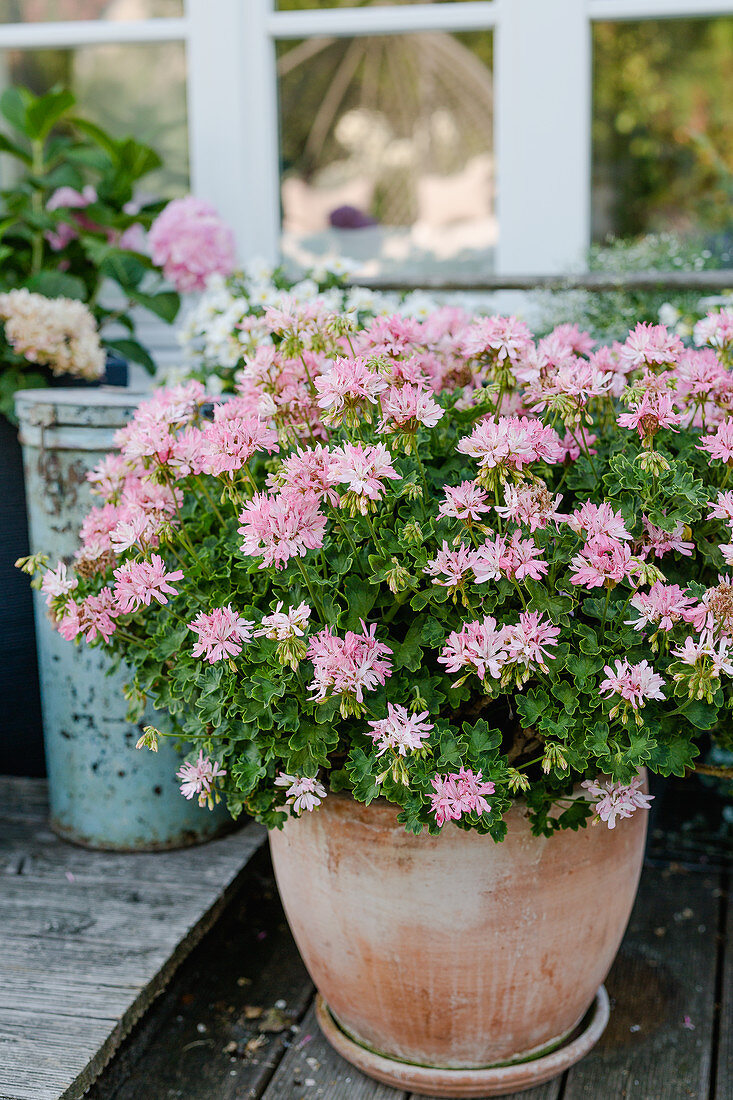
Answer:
85;846;731;1100
0;778;265;1100
2;773;731;1100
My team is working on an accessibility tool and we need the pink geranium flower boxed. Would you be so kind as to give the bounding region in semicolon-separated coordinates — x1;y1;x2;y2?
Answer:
425;541;476;590
505;612;561;672
271;445;341;506
617;390;681;439
178;751;227;807
569;534;635;588
199;415;279;477
41;561;77;606
627;583;698;633
314;356;387;418
694;308;733;353
189;605;254;663
306;622;392;714
567;501;631;542
438;481;491;522
113;555;184;613
599;658;665;711
438;616;511;681
640;517;694;559
238;490;327;569
430;768;494;826
367;703;433;757
275;773;327;814
496;484;564;532
462;315;533;366
618;322;683;369
378;384;444;434
699;420;733;463
329;442;400;510
457;416;563;474
581;776;653;829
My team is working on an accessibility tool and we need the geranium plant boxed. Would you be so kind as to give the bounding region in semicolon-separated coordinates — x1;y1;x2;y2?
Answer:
25;302;733;838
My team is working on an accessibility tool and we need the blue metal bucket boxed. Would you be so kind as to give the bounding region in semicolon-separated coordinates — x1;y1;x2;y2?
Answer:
15;388;232;850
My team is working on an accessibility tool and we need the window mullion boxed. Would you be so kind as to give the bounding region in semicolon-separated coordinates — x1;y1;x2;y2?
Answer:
495;0;590;275
187;0;279;263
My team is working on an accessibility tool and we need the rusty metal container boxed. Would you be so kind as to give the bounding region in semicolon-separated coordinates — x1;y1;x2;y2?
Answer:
15;388;231;850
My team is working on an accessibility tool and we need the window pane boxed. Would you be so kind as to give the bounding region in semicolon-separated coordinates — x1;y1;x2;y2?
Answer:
278;30;494;277
0;1;182;21
0;41;188;194
592;17;733;252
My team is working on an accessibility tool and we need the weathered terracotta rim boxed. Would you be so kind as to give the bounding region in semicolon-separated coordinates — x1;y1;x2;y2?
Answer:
315;987;610;1098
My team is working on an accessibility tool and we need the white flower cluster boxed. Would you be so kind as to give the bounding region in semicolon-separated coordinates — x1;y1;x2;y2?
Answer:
0;288;105;380
175;259;450;388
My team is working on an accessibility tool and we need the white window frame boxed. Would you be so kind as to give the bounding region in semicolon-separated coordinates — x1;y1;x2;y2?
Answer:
1;0;732;276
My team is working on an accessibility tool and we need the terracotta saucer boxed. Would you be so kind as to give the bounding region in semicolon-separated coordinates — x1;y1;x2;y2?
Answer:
315;986;610;1098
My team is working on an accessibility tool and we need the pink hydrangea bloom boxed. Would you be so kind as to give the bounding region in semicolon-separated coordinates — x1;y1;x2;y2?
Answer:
437;481;491;522
274;772;327;814
306;622;392;709
148;197;236;292
699;420;733;463
457;416;563;473
430;768;494;826
626;583;699;632
581;776;653;829
178;751;227;807
378;384;444;433
618;322;683;369
113;555;184;613
599;658;665;710
189;605;254;663
238;490;327;569
367;703;434;757
45;184;98;250
569;534;635;588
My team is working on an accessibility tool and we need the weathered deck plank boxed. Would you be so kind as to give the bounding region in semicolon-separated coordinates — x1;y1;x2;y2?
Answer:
715;874;731;1100
0;778;266;1100
263;1003;407;1100
562;864;721;1100
85;850;314;1100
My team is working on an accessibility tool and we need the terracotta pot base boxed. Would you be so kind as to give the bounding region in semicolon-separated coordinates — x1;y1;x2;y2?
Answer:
315;987;610;1098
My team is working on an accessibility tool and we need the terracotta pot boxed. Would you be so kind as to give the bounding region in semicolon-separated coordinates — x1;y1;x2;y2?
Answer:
269;779;647;1096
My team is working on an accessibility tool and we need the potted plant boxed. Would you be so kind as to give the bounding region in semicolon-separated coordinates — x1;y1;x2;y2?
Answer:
0;83;236;775
28;303;733;1093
